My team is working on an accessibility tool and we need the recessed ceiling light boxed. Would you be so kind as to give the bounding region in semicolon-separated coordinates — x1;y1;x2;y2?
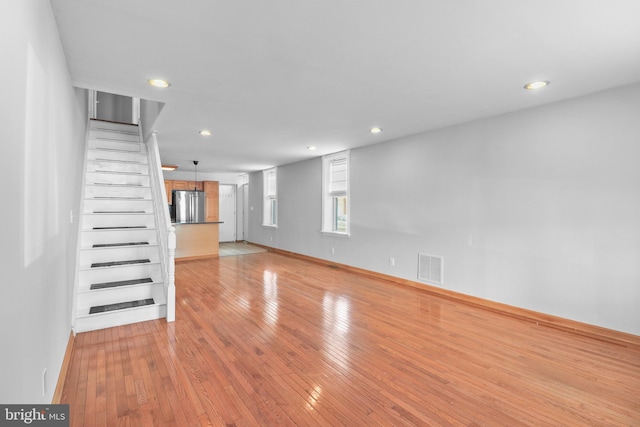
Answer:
199;130;212;136
524;81;550;90
370;127;382;134
148;78;170;88
307;146;317;150
161;165;178;171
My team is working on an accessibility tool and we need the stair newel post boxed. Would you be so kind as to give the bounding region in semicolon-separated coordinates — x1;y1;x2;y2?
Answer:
167;225;176;322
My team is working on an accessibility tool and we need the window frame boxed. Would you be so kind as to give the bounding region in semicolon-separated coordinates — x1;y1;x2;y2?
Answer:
262;167;277;227
321;150;350;236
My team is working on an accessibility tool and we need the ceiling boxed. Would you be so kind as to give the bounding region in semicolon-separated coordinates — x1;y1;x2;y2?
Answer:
51;0;640;178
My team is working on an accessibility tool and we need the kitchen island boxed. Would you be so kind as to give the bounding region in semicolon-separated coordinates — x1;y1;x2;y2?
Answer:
173;221;223;261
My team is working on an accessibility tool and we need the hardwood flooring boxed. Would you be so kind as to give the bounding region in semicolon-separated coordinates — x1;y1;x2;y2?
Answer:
61;252;640;426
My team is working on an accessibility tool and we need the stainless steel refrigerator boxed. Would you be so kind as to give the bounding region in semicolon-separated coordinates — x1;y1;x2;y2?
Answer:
173;190;205;223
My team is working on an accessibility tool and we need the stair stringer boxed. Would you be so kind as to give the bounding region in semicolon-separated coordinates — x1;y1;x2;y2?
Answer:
70;116;92;332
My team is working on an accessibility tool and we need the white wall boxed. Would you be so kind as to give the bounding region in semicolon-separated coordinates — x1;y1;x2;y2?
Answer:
96;92;133;124
0;0;87;403
248;83;640;335
140;98;165;139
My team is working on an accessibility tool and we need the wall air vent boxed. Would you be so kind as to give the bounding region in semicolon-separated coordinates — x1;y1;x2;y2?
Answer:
418;253;444;285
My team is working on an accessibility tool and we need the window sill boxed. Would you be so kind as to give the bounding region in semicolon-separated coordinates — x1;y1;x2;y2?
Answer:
321;230;350;237
262;224;278;228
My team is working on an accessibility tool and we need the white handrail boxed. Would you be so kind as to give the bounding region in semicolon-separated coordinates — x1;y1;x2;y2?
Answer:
144;128;176;322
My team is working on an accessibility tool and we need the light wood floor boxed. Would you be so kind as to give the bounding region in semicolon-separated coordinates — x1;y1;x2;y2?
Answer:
61;252;640;426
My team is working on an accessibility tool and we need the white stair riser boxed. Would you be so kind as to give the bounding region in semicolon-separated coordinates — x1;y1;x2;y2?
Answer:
89;129;140;142
86;172;150;187
89;121;139;133
83;199;154;214
80;245;160;265
87;160;148;174
85;186;151;199
77;283;162;309
82;213;155;229
88;149;148;163
81;229;158;247
74;304;167;333
79;263;162;287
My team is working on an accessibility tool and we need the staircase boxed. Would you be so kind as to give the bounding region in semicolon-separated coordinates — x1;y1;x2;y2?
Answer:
73;119;169;332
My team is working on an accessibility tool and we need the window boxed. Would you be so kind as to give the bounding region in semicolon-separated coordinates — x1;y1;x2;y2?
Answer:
263;168;277;226
322;151;350;235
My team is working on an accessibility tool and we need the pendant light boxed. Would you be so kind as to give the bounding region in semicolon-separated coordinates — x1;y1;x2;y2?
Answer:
193;160;199;191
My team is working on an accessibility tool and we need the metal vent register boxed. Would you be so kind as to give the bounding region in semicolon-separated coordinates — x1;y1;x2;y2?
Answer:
418;253;444;285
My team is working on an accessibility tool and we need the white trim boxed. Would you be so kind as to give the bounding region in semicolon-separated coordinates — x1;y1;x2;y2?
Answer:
321;230;350;237
132;97;141;124
88;90;98;119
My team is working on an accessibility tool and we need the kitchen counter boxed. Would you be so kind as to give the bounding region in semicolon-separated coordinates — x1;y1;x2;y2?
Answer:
173;221;222;261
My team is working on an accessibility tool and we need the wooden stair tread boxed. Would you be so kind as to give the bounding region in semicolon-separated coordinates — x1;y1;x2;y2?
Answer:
92;241;149;248
92;211;147;214
91;131;139;136
91;196;148;200
90;277;153;290
89;147;142;153
92;182;144;187
87;183;148;187
91;127;139;133
91;136;139;141
90;118;139;126
91;158;146;164
91;170;145;175
92;226;147;230
89;298;155;314
85;226;156;233
90;259;150;268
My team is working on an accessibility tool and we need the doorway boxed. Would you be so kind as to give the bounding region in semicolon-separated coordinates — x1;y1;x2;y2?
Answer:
219;184;236;242
90;90;139;124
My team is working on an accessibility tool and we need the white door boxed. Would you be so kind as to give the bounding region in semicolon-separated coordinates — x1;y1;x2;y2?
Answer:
243;184;249;240
219;184;236;242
